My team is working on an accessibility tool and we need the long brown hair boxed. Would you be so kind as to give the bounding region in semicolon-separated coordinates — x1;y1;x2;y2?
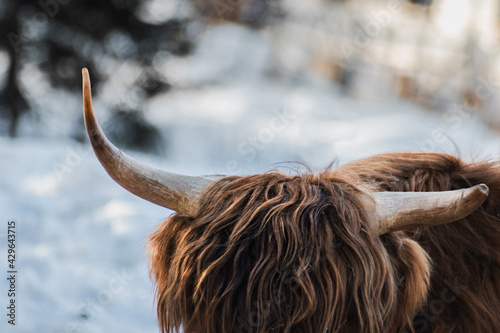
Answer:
149;171;430;332
339;152;500;332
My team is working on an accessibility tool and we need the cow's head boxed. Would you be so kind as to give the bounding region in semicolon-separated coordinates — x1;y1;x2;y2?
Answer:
82;68;488;332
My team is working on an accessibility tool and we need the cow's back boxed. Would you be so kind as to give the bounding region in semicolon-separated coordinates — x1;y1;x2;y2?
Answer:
339;152;500;333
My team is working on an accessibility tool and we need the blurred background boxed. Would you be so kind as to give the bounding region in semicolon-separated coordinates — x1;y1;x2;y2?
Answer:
2;0;500;332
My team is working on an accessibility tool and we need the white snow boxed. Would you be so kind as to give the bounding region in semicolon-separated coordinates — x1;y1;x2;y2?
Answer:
2;18;500;333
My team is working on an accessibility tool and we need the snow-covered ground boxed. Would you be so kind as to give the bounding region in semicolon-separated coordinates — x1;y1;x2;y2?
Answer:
2;22;500;333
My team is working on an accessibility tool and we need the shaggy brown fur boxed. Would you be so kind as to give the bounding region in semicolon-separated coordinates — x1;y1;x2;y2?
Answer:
148;171;431;333
339;152;500;332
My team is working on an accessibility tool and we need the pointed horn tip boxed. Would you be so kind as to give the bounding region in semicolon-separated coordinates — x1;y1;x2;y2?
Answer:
82;68;89;84
82;68;93;117
82;68;90;86
467;183;489;206
475;183;489;196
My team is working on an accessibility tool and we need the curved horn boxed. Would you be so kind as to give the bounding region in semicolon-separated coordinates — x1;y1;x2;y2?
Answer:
372;184;489;235
82;68;212;216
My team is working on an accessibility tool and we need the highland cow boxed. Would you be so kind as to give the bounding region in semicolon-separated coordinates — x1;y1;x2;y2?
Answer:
82;68;498;332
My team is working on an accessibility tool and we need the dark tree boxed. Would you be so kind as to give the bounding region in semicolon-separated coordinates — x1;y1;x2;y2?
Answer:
0;0;196;150
0;0;281;149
